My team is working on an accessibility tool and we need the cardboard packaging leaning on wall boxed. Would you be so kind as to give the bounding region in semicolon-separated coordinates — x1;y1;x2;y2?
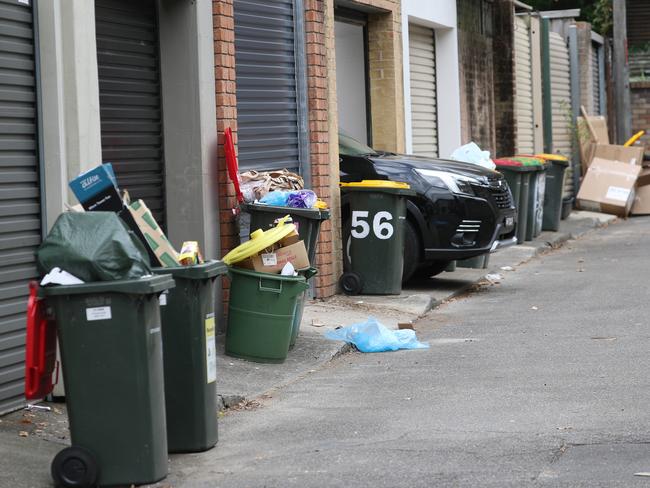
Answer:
631;169;650;215
577;158;641;217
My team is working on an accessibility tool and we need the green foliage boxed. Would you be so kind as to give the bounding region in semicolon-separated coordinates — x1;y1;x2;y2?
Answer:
524;0;612;35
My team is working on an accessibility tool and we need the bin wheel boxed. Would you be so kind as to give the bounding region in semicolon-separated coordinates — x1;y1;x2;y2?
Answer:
339;272;363;295
51;446;98;488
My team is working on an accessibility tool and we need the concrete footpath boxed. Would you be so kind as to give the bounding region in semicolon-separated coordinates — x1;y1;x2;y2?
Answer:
0;210;616;488
216;210;617;405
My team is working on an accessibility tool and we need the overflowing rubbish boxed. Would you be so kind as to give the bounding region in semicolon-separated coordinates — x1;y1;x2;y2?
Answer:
577;107;647;217
450;142;496;170
40;267;84;286
240;169;304;203
36;212;152;282
178;241;203;266
325;317;429;353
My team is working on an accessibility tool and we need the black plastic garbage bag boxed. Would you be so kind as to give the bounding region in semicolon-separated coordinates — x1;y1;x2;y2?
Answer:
36;212;152;282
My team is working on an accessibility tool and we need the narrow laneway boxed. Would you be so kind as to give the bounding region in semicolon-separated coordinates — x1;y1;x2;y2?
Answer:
161;217;650;487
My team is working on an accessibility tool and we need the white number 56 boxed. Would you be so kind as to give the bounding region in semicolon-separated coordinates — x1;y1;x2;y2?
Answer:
351;211;394;240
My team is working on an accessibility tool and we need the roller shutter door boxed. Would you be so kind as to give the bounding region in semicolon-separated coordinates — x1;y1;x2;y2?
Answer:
408;24;438;158
548;31;573;198
0;0;41;414
95;0;166;227
514;16;535;155
234;0;303;172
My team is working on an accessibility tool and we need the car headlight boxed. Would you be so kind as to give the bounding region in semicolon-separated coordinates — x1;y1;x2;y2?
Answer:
414;169;478;196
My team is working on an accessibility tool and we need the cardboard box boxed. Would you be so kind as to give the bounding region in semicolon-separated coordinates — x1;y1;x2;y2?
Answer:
593;144;644;166
577;158;641;217
239;234;310;273
631;168;650;215
125;200;180;267
69;163;123;212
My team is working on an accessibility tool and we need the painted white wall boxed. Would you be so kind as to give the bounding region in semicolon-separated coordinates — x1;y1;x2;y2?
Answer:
402;0;461;158
335;21;368;144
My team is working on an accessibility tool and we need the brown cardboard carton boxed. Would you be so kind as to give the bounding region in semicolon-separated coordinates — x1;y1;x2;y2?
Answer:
631;168;650;215
576;158;641;217
239;234;310;273
125;199;180;267
593;144;644;165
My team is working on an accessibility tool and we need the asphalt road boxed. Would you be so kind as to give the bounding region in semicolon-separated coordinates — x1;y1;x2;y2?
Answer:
162;217;650;487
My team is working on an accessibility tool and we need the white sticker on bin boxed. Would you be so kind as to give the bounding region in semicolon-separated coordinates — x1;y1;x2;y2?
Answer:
205;313;217;384
262;253;278;266
605;186;631;203
86;306;111;321
159;292;167;306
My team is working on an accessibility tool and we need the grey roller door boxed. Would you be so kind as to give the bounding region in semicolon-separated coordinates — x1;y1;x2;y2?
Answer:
408;24;438;158
514;16;535;155
95;0;166;227
548;31;573;198
0;0;41;414
591;41;603;115
234;0;306;173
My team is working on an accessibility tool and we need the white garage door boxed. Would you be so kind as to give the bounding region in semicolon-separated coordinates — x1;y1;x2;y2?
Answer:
408;24;438;158
514;16;534;155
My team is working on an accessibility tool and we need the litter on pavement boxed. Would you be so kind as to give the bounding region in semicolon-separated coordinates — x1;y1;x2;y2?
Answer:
325;317;429;353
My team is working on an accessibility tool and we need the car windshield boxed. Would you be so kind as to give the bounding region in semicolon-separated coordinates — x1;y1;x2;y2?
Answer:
338;132;378;156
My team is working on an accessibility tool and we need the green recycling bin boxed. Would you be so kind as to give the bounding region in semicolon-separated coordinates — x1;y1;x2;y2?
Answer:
494;158;537;245
535;153;570;232
339;180;416;295
153;260;227;453
42;275;174;488
511;157;547;241
240;203;329;346
225;267;309;363
290;267;318;348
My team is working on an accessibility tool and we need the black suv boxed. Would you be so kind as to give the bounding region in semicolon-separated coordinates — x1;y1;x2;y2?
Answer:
339;133;517;282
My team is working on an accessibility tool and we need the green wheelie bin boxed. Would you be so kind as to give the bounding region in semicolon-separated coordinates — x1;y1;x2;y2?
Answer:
535;153;570;232
42;275;175;488
222;221;310;363
494;158;537;245
511;157;547;241
240;203;329;347
153;260;227;453
339;180;416;295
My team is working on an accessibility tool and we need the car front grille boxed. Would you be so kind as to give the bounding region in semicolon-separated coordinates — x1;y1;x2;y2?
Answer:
471;181;513;209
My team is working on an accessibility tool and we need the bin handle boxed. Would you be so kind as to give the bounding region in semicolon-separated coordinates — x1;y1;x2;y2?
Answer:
258;278;283;294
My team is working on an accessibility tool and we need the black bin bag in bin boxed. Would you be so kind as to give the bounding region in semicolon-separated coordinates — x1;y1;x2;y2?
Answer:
36;212;152;282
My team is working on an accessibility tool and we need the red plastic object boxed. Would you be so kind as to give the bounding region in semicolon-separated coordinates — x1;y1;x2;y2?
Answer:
493;158;523;167
25;281;57;400
224;127;244;203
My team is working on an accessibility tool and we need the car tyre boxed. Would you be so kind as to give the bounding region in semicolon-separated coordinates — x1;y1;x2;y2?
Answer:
413;260;452;280
402;220;421;284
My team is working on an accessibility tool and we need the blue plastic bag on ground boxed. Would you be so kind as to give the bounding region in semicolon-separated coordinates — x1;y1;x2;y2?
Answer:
325;317;429;353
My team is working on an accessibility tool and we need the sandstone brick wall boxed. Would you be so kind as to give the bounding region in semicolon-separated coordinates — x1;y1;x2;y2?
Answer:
492;0;516;156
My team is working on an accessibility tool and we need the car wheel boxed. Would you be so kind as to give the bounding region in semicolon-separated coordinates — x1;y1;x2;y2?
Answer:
413;260;452;280
402;219;421;284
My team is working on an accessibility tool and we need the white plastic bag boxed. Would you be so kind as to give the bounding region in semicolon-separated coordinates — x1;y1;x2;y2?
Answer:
449;142;496;170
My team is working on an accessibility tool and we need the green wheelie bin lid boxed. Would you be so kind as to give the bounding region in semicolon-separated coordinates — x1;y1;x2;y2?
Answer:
153;260;228;280
241;202;330;220
40;274;175;296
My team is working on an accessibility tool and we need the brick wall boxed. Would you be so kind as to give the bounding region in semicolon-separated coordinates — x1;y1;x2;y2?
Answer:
305;0;336;297
457;0;497;154
492;0;515;156
631;81;650;148
213;0;238;316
